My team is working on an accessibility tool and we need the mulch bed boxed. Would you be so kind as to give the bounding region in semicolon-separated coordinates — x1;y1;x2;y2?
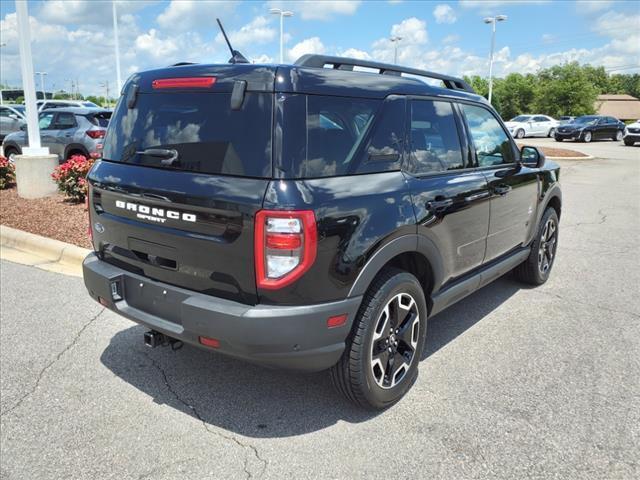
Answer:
0;186;91;249
517;143;588;158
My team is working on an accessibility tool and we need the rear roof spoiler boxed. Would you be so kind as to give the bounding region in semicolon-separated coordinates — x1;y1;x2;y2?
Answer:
294;54;474;93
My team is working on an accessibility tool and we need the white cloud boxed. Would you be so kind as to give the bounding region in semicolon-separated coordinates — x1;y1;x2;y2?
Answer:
593;10;640;39
541;33;556;44
372;17;428;64
433;4;457;24
267;1;361;21
135;29;179;60
339;48;371;60
460;0;549;7
250;54;274;64
38;0;149;26
157;0;238;31
215;16;276;48
442;34;460;44
288;37;326;61
576;1;613;14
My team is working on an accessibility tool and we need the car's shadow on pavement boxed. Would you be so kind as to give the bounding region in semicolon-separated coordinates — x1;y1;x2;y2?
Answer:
100;276;522;438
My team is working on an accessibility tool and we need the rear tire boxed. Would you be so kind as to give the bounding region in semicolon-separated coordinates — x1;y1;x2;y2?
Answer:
514;208;559;286
614;130;623;141
4;147;19;162
548;127;555;137
330;268;427;410
516;129;525;139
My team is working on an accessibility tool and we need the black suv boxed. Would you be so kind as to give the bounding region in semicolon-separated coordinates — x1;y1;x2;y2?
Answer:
83;55;561;409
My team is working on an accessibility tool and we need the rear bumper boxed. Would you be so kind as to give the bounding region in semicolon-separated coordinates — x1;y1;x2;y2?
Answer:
83;253;361;372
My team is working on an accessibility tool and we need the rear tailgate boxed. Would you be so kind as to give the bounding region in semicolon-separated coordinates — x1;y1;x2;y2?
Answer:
88;65;275;304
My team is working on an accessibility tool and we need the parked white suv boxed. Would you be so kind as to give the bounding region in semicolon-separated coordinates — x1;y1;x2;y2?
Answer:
36;99;100;112
505;115;559;139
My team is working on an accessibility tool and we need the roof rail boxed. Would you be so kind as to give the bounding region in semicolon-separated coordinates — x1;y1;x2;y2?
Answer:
171;62;198;66
294;54;474;93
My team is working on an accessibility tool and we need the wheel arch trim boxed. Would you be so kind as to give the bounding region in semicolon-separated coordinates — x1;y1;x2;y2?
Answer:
348;234;445;298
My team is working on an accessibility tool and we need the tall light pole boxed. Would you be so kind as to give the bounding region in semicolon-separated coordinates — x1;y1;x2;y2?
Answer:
112;1;122;93
269;8;293;64
390;36;402;64
0;43;6;105
35;71;47;99
484;15;507;104
16;0;44;153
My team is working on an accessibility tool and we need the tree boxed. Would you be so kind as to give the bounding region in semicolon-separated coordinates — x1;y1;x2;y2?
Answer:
492;73;536;119
533;62;598;117
583;65;610;94
463;75;489;99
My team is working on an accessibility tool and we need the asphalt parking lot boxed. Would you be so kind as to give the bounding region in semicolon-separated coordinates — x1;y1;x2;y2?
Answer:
1;149;639;479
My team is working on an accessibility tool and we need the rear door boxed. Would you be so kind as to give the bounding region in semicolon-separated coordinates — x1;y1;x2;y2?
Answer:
460;102;539;263
51;112;78;158
405;98;490;282
89;70;275;304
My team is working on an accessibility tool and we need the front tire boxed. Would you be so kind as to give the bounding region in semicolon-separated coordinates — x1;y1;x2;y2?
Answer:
330;268;427;409
582;131;592;143
514;208;559;286
624;138;635;146
554;136;563;142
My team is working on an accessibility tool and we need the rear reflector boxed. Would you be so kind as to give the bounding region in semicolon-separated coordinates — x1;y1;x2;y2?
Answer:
199;336;220;348
327;314;348;328
152;77;216;89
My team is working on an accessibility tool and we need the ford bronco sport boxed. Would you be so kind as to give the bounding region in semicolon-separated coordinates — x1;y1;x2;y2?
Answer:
83;55;561;409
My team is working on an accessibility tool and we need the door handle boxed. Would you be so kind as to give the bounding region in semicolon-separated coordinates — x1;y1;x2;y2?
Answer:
464;191;490;202
427;198;453;212
494;185;512;196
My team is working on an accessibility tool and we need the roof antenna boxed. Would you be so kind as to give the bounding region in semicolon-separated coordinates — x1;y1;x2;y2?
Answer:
216;18;249;64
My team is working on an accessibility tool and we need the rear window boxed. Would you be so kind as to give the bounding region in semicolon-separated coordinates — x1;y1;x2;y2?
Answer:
103;92;272;177
89;112;112;127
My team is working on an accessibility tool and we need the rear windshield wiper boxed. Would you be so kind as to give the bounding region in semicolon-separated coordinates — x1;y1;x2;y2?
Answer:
136;148;180;166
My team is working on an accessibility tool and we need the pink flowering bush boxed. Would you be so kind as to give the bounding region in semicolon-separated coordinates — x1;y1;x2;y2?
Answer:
0;156;15;189
51;155;94;202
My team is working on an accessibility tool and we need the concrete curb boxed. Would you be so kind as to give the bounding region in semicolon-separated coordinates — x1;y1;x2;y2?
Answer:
0;225;90;274
546;155;594;161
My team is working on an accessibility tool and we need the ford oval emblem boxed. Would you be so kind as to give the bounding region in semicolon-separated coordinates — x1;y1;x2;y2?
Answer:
94;222;105;234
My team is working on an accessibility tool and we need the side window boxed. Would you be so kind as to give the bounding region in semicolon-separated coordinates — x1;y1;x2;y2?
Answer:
355;96;405;174
407;100;464;175
461;104;515;167
302;95;378;177
38;112;55;130
54;112;77;129
533;116;547;122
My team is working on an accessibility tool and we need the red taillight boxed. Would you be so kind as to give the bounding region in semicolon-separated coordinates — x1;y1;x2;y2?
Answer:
86;193;92;244
152;77;216;89
86;130;105;139
254;210;317;290
327;314;348;329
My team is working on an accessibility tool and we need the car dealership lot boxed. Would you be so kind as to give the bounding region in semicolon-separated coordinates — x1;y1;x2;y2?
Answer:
1;153;639;479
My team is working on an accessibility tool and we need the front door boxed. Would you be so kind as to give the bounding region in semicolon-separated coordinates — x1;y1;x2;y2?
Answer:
37;111;58;155
52;112;78;160
405;98;490;284
459;103;540;263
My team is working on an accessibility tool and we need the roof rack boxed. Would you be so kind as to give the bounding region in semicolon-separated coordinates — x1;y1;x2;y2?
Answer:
294;55;474;93
171;62;198;66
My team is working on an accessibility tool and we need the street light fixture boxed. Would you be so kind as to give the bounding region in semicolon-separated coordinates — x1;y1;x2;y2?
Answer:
390;36;402;64
484;14;507;104
269;8;293;64
35;71;48;100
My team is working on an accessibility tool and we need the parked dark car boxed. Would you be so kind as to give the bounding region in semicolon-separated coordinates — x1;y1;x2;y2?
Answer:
82;55;561;409
2;107;111;162
554;115;625;142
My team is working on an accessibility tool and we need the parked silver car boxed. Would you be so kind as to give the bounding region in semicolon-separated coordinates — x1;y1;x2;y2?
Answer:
36;99;101;111
2;107;111;162
0;104;26;141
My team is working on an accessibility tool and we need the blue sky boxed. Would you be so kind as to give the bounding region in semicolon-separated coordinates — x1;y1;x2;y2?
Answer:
1;1;638;96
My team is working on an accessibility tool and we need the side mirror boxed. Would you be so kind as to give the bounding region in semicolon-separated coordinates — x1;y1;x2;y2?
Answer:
520;145;545;168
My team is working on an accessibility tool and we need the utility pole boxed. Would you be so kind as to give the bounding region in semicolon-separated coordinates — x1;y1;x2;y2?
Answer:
484;15;507;104
390;36;402;64
100;80;110;107
35;71;47;99
112;1;122;92
269;8;293;63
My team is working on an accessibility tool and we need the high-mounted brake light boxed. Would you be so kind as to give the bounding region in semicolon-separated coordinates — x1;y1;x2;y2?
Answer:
152;77;216;89
255;210;317;290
